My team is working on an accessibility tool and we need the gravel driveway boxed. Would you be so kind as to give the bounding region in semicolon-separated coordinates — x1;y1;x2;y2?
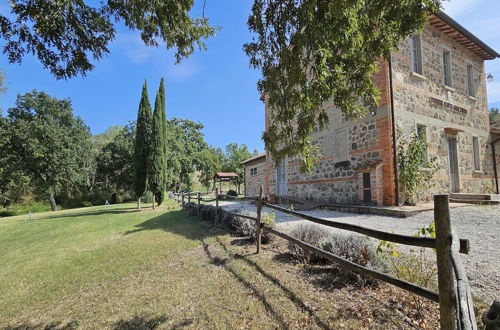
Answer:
218;200;500;304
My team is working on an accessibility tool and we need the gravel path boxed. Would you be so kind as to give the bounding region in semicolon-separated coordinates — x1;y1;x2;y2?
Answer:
217;200;500;304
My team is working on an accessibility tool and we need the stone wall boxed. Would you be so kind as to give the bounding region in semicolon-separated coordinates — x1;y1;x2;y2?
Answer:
243;158;266;196
265;101;394;205
261;19;497;205
391;23;496;197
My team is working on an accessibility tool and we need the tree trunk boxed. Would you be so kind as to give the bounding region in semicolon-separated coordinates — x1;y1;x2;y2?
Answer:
152;192;155;210
49;192;57;212
137;197;141;209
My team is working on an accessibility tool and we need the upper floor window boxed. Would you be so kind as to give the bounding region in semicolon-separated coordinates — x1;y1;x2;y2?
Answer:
442;49;452;87
250;168;258;176
467;63;475;97
472;137;481;171
410;34;423;75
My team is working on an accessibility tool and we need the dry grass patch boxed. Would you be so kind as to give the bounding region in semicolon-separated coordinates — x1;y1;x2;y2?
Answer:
1;201;440;329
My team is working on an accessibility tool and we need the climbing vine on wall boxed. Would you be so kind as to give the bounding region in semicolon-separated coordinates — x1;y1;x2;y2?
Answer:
397;127;439;205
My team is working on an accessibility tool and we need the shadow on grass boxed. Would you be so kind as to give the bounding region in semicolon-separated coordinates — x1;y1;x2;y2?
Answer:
229;237;254;246
124;209;228;241
3;320;79;330
215;238;332;329
112;314;169;330
201;241;289;329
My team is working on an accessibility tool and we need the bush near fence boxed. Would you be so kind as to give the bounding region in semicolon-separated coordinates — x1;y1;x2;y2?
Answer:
174;192;479;329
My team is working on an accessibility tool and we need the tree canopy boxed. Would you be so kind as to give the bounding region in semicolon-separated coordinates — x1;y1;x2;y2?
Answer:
221;143;256;194
2;90;91;210
0;0;217;79
490;107;500;124
196;148;221;190
96;123;135;203
245;0;440;170
167;118;208;190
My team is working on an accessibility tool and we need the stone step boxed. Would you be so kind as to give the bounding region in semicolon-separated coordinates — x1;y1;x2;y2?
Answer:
450;193;500;201
449;198;499;205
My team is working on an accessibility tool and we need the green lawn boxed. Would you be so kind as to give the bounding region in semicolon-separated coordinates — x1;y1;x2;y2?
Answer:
0;199;440;329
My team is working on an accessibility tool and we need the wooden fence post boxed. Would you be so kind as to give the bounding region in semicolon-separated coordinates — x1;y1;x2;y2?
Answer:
215;188;219;223
434;194;457;330
181;193;185;209
188;193;191;205
197;192;201;216
256;186;263;254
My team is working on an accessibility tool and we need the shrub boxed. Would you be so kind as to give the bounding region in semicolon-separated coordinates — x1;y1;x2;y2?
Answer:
221;210;275;244
319;234;385;286
226;189;237;197
288;224;330;263
187;205;198;216
377;223;438;290
201;206;216;221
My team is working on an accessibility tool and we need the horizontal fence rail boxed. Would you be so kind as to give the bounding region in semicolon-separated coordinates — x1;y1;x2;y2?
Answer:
262;226;440;302
217;194;259;201
228;212;258;221
263;202;470;254
176;188;476;328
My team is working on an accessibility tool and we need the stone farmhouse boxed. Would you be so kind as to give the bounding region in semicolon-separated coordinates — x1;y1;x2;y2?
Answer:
242;11;500;206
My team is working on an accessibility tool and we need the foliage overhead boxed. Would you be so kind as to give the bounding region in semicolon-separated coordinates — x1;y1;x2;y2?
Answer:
0;0;217;79
2;90;91;210
133;81;152;199
245;0;440;171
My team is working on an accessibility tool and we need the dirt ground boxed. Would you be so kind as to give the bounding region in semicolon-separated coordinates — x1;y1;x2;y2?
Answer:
218;200;500;305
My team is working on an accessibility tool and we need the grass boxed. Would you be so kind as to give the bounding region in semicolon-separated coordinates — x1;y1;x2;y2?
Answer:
0;199;440;329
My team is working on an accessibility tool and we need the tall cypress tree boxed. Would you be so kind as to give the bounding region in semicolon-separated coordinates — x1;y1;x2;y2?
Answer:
149;80;167;207
133;80;152;208
159;78;170;190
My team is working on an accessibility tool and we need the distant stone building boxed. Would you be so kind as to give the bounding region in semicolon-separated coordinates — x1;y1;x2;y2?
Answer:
241;153;266;196
242;11;500;206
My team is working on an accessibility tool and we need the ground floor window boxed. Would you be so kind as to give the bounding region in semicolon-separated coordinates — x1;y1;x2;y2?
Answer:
472;136;481;171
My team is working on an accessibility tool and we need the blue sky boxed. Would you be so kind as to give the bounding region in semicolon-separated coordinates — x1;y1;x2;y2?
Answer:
1;0;499;153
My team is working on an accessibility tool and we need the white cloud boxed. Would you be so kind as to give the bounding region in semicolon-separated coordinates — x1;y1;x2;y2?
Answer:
112;33;158;64
167;62;199;79
111;32;200;79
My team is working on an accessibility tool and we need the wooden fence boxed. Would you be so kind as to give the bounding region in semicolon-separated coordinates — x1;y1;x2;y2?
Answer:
172;188;477;329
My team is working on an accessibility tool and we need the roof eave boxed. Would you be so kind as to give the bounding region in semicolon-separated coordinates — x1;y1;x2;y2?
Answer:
434;11;500;60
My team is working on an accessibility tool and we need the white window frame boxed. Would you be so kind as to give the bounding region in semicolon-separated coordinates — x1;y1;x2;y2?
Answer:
472;136;481;171
466;62;475;97
442;48;452;87
410;34;423;75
